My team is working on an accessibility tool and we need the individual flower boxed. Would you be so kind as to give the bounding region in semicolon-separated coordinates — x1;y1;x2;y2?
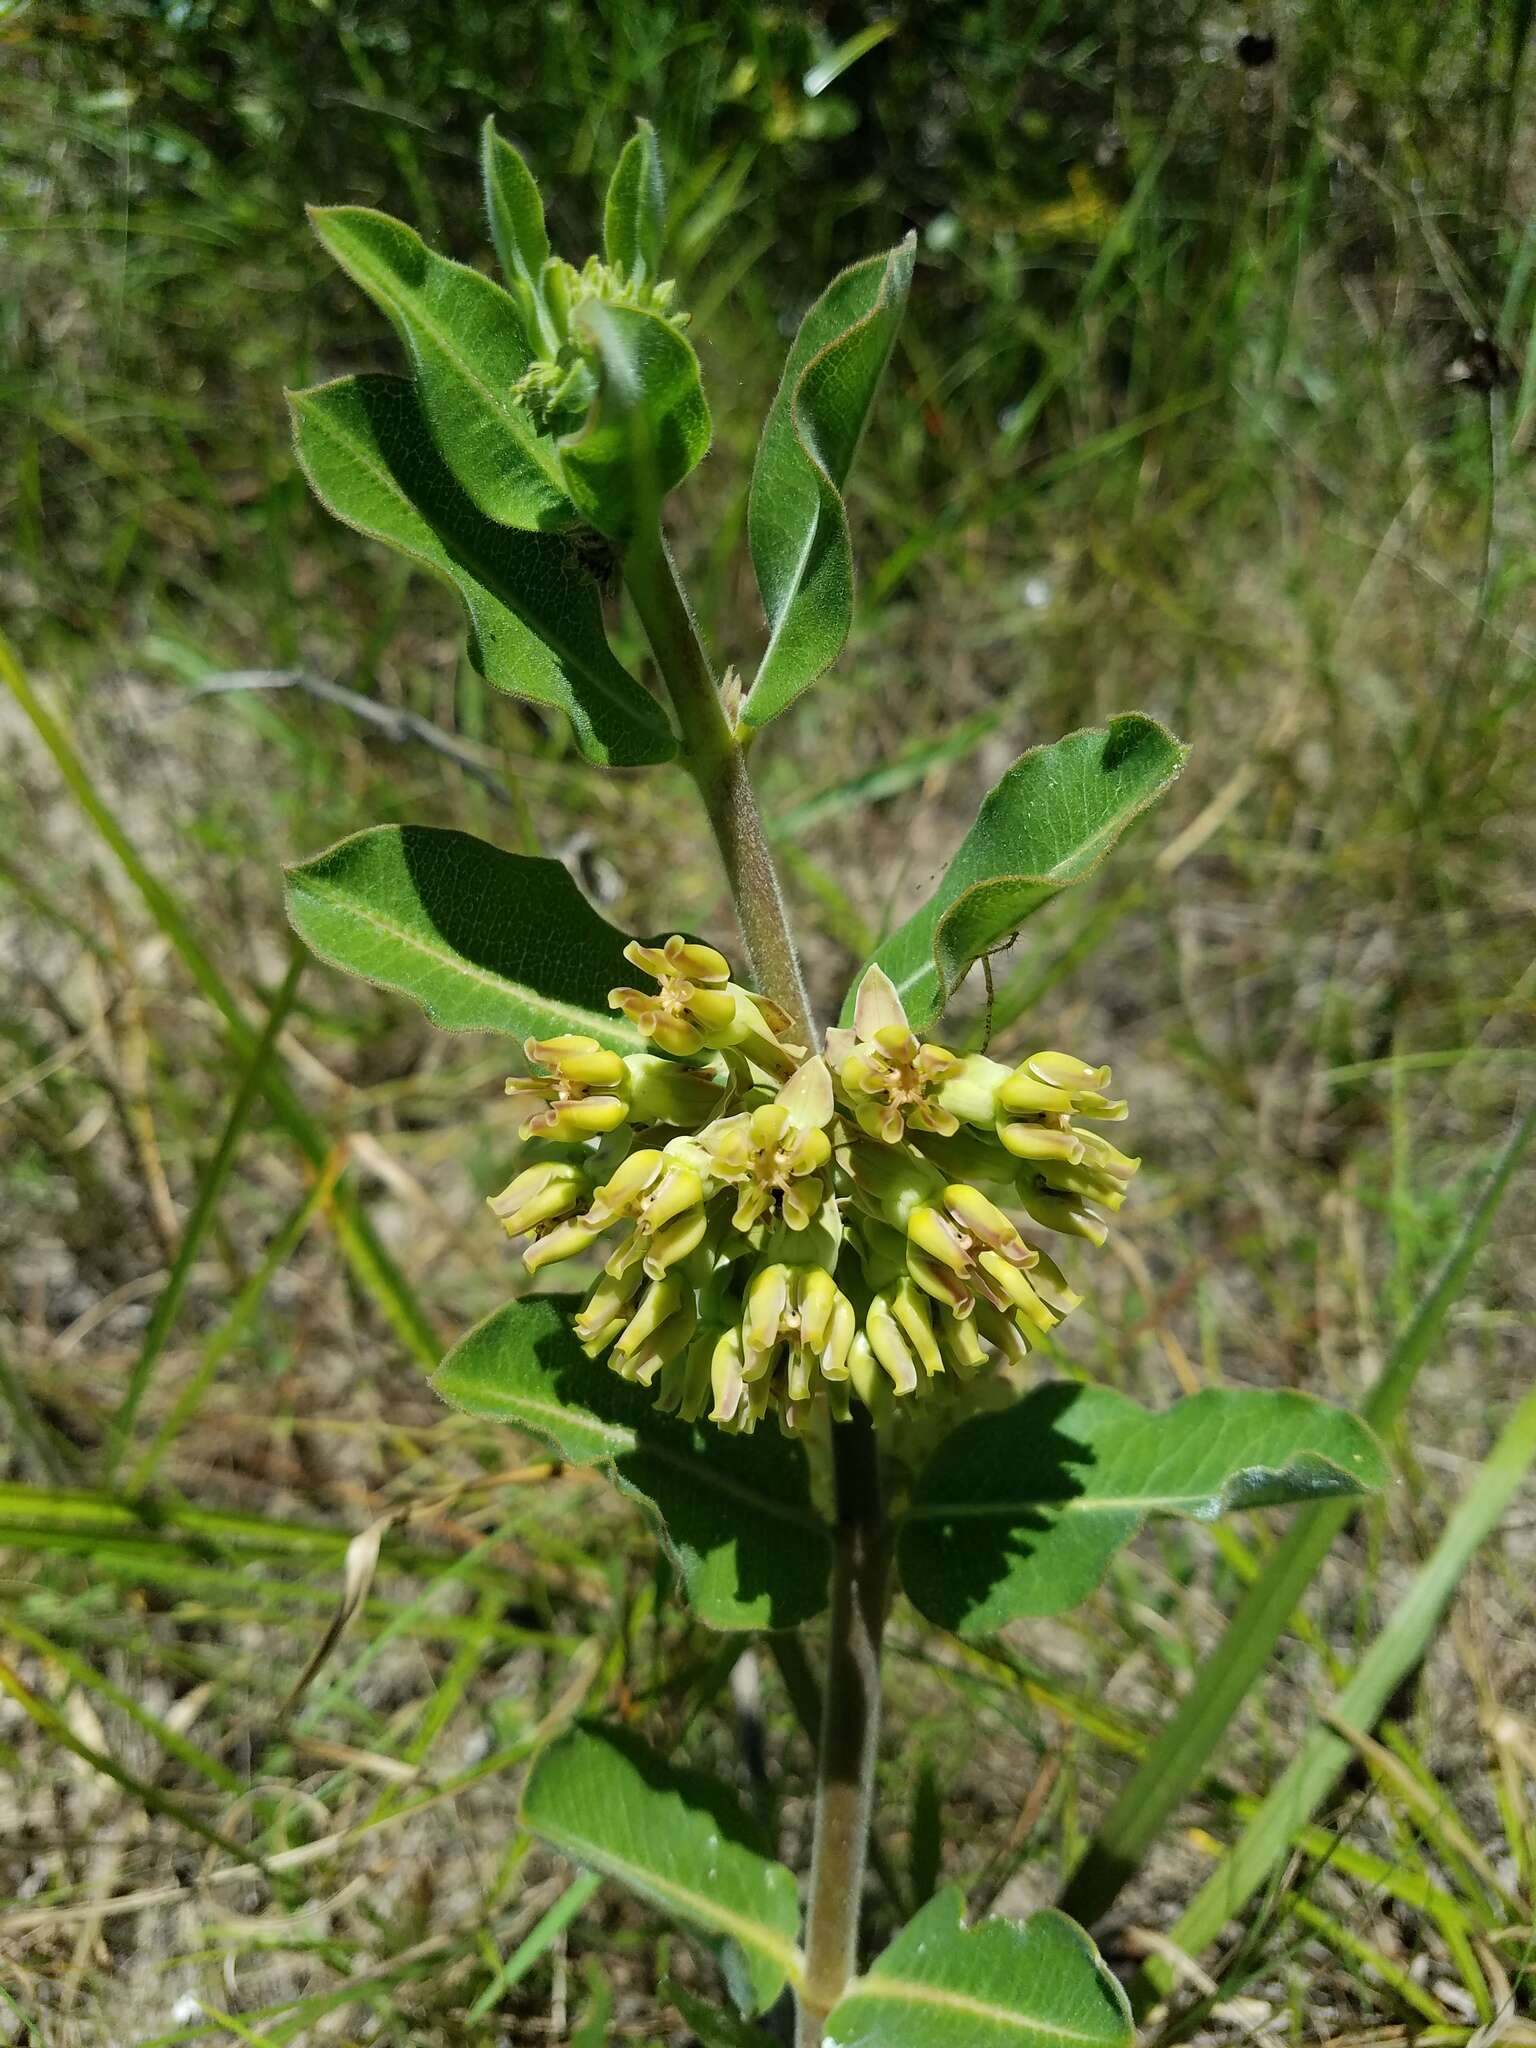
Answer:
828;964;960;1143
608;937;736;1055
583;1145;711;1280
609;935;803;1075
504;1034;631;1142
697;1058;833;1232
906;1182;1048;1323
488;1157;603;1274
723;1223;857;1435
584;1270;698;1387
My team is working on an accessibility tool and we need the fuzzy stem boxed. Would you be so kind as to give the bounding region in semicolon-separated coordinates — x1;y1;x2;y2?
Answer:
624;525;883;2043
622;526;816;1046
798;1407;887;2044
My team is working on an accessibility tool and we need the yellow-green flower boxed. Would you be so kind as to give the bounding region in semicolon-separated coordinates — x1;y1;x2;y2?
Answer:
609;937;738;1056
505;1034;630;1142
829;963;960;1143
698;1057;833;1231
583;1146;711;1280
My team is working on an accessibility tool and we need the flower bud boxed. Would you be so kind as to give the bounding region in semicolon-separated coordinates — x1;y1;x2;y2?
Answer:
932;1054;1014;1129
575;1263;646;1353
847;1141;945;1233
868;1278;944;1387
623;1053;726;1130
488;1160;590;1239
611;1277;696;1385
708;1325;776;1434
504;1033;631;1142
653;1320;720;1423
846;1330;897;1429
584;1148;709;1278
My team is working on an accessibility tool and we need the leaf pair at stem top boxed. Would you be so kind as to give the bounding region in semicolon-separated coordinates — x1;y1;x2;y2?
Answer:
291;117;913;765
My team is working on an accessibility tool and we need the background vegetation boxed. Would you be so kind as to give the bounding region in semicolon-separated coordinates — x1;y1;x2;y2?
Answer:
2;2;1533;2041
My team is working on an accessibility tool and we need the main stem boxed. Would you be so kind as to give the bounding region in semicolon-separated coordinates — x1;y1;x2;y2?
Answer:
622;527;815;1046
799;1409;887;2043
623;527;885;2043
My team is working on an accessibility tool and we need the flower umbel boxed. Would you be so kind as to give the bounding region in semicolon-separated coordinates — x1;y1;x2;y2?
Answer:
490;942;1139;1435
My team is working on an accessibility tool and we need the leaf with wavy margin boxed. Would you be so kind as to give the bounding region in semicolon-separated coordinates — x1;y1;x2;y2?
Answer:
844;715;1185;1031
743;236;914;729
309;204;573;531
823;1889;1131;2048
284;825;648;1051
897;1383;1388;1639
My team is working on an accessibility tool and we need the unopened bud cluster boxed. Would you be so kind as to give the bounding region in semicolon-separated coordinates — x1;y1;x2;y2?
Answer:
490;943;1138;1437
511;255;689;433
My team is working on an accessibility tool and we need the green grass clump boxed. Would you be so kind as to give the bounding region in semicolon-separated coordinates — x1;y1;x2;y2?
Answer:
2;4;1534;2040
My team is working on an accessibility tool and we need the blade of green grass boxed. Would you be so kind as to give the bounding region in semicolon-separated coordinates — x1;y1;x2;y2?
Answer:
1059;1100;1535;1926
0;1480;586;1622
128;1151;345;1491
0;630;439;1369
466;1870;602;2021
103;954;303;1479
1285;1894;1450;2026
0;1609;243;1794
0;1653;282;1879
1133;1374;1536;2006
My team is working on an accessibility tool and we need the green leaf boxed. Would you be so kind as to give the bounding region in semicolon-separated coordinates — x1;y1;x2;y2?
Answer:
288;374;675;766
559;302;711;539
603;119;666;283
846;714;1187;1031
431;1297;833;1630
897;1383;1389;1639
520;1723;802;2014
481;118;550;295
661;1978;776;2047
742;236;915;730
823;1889;1131;2048
284;825;647;1051
308;204;573;532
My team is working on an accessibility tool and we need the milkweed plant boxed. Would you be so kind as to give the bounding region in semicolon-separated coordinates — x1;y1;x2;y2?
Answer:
283;121;1389;2046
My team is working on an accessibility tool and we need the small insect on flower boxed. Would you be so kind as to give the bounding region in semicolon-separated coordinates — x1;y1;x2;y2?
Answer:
490;945;1139;1436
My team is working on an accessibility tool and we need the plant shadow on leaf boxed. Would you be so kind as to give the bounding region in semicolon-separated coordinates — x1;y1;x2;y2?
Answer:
897;1381;1387;1638
532;1315;830;1624
345;375;582;655
397;824;637;1027
570;1719;779;1862
431;1297;833;1629
896;1383;1091;1632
